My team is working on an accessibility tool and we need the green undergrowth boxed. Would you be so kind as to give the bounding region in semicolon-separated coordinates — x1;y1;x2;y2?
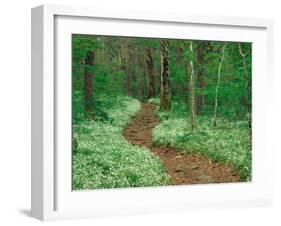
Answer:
72;93;170;190
150;97;252;181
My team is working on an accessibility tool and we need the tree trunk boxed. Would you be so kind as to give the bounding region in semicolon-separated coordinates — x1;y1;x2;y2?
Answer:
212;42;227;127
238;43;252;141
145;47;156;99
120;39;132;96
188;41;197;131
176;47;184;66
141;49;148;102
141;66;146;102
78;59;84;89
124;40;132;96
132;45;138;97
196;41;209;115
84;51;95;114
160;40;171;111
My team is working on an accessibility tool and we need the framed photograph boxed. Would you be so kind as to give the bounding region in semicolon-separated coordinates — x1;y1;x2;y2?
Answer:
31;4;274;221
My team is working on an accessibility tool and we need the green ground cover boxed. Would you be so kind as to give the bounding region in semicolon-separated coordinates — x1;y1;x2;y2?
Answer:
72;93;170;190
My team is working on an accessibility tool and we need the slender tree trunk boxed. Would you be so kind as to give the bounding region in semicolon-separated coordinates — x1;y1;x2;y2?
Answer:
212;42;227;127
154;49;161;97
141;65;146;102
119;39;132;95
120;40;127;92
239;43;252;141
125;40;132;96
137;45;143;98
84;51;95;114
188;41;197;131
196;41;209;115
160;40;171;111
145;47;156;99
78;59;84;88
176;47;184;66
118;51;122;70
133;45;137;97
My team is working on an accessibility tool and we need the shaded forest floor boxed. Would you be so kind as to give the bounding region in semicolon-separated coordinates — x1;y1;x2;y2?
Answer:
124;103;241;185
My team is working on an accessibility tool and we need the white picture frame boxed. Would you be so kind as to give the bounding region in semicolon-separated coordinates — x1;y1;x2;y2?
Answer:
31;4;274;221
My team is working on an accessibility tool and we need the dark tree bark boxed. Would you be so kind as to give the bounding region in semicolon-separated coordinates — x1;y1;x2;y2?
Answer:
196;41;210;115
160;40;171;111
84;51;95;114
145;47;156;99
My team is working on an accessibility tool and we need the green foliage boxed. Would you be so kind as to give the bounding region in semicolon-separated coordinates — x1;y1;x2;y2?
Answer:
72;91;85;124
72;35;102;59
73;93;170;190
134;38;160;49
94;64;125;96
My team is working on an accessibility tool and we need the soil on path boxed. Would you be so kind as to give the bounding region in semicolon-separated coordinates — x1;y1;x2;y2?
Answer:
124;103;241;185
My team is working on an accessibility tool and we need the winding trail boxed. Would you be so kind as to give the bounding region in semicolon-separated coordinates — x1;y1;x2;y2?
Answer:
124;103;240;185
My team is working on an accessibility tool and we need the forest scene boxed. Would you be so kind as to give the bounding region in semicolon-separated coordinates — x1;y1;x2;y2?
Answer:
72;34;252;190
